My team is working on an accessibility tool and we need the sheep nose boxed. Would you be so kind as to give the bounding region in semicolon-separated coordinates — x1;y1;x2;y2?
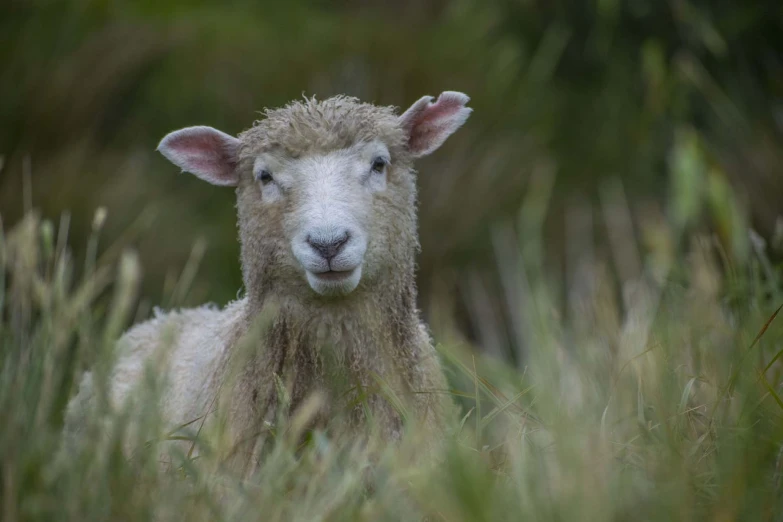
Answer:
307;231;350;261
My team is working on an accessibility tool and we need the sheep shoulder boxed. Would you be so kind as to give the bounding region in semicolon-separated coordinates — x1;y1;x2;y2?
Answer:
63;299;248;441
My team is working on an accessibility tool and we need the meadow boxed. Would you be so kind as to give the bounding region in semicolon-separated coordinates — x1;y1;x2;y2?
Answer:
2;1;783;520
2;183;783;520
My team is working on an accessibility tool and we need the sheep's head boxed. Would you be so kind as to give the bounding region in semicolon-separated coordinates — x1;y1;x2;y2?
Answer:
157;92;471;300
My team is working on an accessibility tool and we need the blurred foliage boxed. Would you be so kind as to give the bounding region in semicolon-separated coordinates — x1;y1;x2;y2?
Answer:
3;3;783;514
2;199;783;521
1;0;782;362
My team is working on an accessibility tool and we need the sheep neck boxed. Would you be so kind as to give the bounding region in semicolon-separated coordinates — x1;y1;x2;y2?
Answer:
240;273;423;429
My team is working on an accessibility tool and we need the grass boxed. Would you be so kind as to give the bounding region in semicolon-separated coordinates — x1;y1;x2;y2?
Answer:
2;201;783;522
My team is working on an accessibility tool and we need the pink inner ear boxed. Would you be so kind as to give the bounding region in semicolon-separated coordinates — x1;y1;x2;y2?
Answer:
158;126;240;186
172;133;234;172
416;93;468;122
400;91;472;157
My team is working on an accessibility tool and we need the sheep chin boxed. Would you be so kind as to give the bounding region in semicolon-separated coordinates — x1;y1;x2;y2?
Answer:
305;265;362;297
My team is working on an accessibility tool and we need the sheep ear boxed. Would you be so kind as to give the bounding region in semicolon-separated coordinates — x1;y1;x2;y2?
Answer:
157;126;241;186
399;91;472;157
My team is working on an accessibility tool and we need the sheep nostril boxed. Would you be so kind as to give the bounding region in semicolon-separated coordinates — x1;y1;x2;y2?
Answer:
307;231;350;261
335;232;350;250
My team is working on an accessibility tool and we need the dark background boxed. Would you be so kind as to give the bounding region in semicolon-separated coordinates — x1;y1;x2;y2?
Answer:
2;0;782;364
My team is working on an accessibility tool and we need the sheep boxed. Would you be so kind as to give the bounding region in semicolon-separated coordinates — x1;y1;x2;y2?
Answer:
63;91;472;471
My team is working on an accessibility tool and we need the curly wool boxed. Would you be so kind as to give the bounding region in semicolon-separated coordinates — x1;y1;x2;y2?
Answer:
239;95;410;160
63;94;458;473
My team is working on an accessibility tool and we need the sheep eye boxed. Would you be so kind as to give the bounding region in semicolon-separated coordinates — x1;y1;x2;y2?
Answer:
371;157;388;173
257;170;274;185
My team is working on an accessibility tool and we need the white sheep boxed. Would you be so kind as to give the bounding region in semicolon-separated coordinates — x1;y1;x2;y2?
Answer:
64;91;472;471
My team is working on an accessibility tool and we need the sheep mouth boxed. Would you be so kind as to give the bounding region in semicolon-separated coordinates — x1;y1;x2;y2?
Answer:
304;265;362;296
309;268;356;282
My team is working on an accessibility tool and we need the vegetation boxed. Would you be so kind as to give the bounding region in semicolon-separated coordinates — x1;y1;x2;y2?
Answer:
2;1;783;520
2;179;783;520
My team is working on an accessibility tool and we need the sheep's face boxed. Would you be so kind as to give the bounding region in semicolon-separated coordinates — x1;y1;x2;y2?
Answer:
157;92;471;301
250;139;398;297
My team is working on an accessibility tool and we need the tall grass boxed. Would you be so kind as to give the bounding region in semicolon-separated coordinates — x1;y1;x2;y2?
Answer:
2;196;783;520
